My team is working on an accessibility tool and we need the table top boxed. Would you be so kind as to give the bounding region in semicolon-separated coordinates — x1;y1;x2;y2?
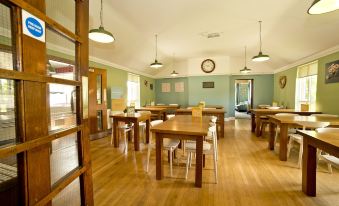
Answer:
268;115;339;126
136;107;168;112
297;130;339;149
110;112;151;119
145;105;180;109
176;108;225;114
251;108;321;114
150;115;210;136
188;105;224;109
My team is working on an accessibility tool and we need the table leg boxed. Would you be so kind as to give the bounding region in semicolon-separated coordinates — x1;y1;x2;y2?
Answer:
251;113;256;133
220;113;224;138
156;133;163;180
279;123;288;161
302;138;317;196
113;119;119;148
163;112;167;121
134;120;140;151
195;136;203;188
268;122;276;150
146;118;150;144
255;116;261;137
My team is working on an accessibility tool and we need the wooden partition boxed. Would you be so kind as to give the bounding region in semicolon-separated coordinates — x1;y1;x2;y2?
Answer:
0;0;93;205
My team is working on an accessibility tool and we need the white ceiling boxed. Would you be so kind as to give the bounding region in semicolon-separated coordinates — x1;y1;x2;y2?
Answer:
88;0;339;77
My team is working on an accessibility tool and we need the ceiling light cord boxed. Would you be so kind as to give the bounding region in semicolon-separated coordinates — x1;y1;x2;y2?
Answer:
245;46;247;66
259;20;262;52
155;34;158;60
100;0;104;27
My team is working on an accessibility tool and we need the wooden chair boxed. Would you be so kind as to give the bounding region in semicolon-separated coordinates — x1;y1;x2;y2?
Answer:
185;125;218;183
146;120;180;177
287;121;330;168
316;128;339;173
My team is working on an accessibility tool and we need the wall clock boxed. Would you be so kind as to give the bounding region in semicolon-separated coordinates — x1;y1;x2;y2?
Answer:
201;59;215;73
279;76;287;89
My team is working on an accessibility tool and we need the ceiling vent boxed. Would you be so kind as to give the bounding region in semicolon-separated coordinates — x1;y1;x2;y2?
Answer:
207;32;221;38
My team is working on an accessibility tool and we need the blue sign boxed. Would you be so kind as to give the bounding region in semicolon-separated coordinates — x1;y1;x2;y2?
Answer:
25;17;43;38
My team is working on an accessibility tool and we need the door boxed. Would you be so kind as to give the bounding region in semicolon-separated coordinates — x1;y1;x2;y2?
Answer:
88;68;107;137
235;79;253;118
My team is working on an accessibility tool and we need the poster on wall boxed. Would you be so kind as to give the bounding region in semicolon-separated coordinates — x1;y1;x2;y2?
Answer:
22;10;45;42
161;83;171;92
325;60;339;84
175;82;184;92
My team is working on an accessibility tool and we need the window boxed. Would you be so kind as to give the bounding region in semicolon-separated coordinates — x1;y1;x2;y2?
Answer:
295;61;318;111
127;73;140;107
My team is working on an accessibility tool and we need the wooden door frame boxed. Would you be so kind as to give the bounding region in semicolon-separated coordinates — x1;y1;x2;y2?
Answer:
235;79;254;111
0;0;93;205
88;67;108;138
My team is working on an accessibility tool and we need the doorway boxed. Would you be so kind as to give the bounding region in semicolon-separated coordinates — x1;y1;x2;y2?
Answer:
235;79;253;119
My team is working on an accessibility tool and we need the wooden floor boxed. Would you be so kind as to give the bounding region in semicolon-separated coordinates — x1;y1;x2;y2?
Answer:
91;119;339;206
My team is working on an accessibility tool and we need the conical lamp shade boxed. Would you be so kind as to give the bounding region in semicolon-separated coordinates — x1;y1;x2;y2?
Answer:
252;51;270;62
240;66;251;74
150;59;163;68
89;26;115;43
170;70;178;77
308;0;339;14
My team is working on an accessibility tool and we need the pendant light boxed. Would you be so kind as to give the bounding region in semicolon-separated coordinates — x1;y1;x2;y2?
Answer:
252;21;270;62
89;0;115;43
240;46;251;74
170;70;178;77
308;0;339;14
170;53;178;77
150;34;163;68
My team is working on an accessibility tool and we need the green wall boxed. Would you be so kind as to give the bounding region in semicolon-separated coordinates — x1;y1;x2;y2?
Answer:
155;77;189;107
187;75;230;110
274;51;339;115
155;74;274;117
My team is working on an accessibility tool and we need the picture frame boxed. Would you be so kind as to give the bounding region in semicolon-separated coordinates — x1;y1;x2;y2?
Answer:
202;82;214;88
325;60;339;84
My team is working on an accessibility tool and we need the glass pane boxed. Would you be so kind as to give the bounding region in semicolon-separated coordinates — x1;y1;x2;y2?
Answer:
50;133;79;185
0;79;16;147
97;110;103;131
46;0;75;33
52;177;80;206
49;84;77;132
0;155;18;205
46;29;76;80
96;75;102;104
0;3;15;70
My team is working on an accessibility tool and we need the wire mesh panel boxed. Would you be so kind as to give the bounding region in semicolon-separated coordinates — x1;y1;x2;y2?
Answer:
50;133;79;185
46;0;75;33
0;3;14;70
0;155;18;205
49;84;77;132
52;177;80;206
46;28;76;80
0;79;16;146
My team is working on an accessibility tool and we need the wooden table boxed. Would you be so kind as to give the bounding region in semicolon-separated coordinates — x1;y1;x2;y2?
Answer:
151;115;210;187
110;113;151;151
145;105;180;109
297;130;339;196
268;115;339;161
188;105;224;109
136;107;169;121
250;109;321;137
176;108;225;138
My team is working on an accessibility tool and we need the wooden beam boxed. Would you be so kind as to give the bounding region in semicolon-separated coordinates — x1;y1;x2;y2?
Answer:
0;126;82;159
34;166;88;206
0;68;81;86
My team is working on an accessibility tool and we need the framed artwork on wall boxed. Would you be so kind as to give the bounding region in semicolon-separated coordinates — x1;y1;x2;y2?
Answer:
325;60;339;83
202;82;214;88
161;83;171;92
175;82;184;92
